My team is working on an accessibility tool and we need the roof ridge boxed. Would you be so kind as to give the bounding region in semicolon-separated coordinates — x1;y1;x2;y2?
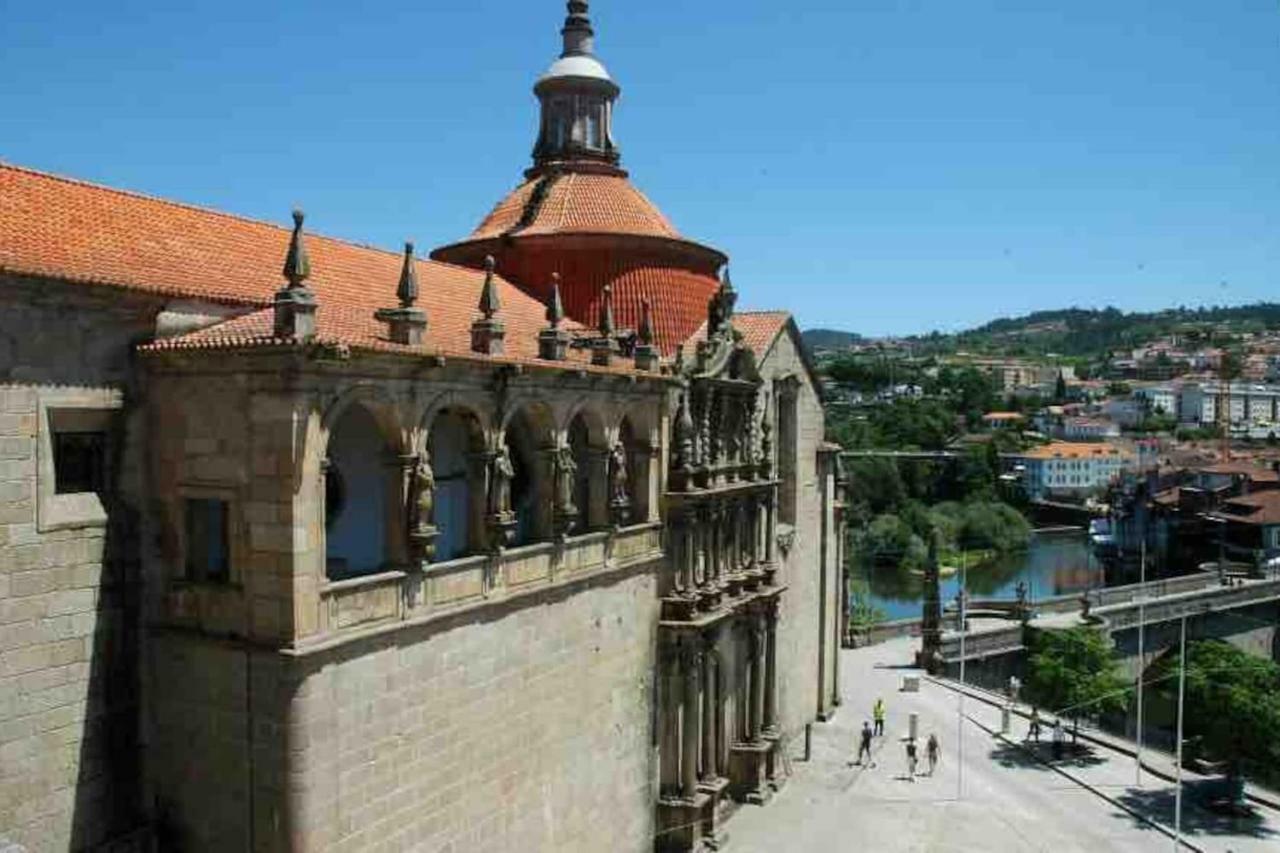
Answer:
0;159;413;263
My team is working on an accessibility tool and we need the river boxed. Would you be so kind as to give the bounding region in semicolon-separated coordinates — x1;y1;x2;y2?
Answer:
858;529;1103;621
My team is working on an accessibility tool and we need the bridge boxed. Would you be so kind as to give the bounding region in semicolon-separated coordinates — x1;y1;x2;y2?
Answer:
937;573;1280;688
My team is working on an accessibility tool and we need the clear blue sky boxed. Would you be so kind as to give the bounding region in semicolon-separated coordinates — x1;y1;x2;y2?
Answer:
3;1;1278;336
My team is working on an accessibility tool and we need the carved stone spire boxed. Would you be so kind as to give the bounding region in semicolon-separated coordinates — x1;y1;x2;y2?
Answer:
546;272;565;329
376;241;428;345
281;209;311;288
273;209;318;340
538;272;571;361
707;265;738;338
477;255;501;319
634;298;658;371
591;284;616;367
397;241;419;308
598;283;615;338
471;256;506;355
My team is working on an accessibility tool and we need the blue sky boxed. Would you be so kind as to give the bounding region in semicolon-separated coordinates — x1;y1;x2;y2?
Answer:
3;1;1278;336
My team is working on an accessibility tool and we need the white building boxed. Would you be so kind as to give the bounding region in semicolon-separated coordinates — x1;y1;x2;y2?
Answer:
1178;382;1280;428
1016;442;1134;500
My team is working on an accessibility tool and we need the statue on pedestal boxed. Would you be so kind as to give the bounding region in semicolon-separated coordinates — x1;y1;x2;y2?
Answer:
490;445;515;518
555;444;578;528
412;453;435;532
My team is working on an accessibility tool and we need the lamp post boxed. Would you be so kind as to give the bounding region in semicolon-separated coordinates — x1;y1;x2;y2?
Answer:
1136;539;1146;788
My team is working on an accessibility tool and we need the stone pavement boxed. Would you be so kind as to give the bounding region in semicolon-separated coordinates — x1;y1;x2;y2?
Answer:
725;636;1280;852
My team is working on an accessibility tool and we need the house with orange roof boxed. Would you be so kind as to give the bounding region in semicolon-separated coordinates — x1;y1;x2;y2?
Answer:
0;4;843;852
1013;441;1135;500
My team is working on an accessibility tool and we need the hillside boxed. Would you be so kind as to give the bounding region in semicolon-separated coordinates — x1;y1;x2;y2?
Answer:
802;328;865;350
807;303;1280;359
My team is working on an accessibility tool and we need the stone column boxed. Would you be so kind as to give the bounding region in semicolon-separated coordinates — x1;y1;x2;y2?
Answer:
764;490;776;564
764;604;779;733
682;643;702;799
750;616;766;742
701;638;717;781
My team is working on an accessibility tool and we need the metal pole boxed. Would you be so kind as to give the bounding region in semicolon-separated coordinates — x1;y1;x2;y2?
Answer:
1136;540;1145;787
957;548;966;800
1174;613;1187;850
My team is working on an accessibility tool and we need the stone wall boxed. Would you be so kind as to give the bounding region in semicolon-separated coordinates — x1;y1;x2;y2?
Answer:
0;277;162;852
280;566;660;852
755;326;839;742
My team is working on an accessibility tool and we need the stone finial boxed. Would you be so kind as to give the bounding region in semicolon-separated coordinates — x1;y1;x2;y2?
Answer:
634;298;659;372
706;264;738;338
538;273;570;361
273;208;318;340
282;209;312;288
375;240;428;346
478;255;501;319
599;284;615;338
471;255;506;355
591;284;616;367
562;0;595;57
547;273;565;329
397;241;419;308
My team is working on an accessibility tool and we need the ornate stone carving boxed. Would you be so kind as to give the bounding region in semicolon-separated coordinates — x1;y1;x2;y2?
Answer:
490;445;515;517
553;444;579;533
608;440;631;526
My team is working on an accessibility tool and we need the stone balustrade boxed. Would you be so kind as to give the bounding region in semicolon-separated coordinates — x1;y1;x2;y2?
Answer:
308;521;664;647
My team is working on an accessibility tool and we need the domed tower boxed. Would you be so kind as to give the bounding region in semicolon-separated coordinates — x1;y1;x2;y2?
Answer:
432;1;726;352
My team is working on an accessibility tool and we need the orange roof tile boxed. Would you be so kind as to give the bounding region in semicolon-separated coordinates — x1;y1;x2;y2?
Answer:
1;162;670;372
468;172;679;240
1021;442;1130;460
685;311;790;358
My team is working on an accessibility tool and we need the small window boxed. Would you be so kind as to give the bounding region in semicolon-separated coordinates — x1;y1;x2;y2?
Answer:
185;498;230;584
53;431;106;494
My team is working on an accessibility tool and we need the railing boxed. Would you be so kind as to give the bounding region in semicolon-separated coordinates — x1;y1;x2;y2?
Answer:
312;521;664;644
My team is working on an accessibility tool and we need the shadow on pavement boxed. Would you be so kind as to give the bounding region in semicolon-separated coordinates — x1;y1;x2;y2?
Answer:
1113;784;1278;840
988;739;1107;771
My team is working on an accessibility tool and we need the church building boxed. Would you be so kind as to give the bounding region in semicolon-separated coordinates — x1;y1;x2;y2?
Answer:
0;3;845;851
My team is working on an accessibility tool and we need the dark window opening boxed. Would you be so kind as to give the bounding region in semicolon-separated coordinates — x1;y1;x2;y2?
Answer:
185;498;230;584
54;431;106;495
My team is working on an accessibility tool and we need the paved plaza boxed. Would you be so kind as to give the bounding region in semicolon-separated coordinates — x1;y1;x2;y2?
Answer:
728;636;1280;852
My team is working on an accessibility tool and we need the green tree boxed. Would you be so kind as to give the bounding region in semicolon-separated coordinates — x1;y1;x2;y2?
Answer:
1024;626;1128;740
845;457;905;516
1054;371;1068;403
1150;640;1280;790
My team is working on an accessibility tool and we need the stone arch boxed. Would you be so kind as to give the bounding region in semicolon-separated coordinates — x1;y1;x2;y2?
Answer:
424;404;488;562
321;383;405;452
323;400;403;580
502;400;557;546
564;402;610;532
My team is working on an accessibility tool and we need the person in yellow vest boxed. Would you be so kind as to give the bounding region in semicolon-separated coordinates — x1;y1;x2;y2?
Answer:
873;698;886;737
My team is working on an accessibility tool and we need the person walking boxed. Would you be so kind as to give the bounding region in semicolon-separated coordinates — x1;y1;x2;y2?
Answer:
1052;719;1065;761
926;733;939;775
873;698;886;737
905;738;918;780
856;721;874;766
1028;707;1042;743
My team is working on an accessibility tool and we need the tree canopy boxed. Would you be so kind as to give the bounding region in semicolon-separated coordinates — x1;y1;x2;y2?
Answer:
1024;626;1128;735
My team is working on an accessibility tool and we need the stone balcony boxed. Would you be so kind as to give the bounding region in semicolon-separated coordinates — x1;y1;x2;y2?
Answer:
301;521;664;651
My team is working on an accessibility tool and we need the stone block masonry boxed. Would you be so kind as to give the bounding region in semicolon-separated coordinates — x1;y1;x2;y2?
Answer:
149;567;661;852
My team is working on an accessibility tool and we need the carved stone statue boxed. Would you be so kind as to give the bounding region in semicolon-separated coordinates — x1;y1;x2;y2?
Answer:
759;412;773;475
609;440;630;505
490;445;515;517
555;445;578;517
413;452;436;531
674;392;695;475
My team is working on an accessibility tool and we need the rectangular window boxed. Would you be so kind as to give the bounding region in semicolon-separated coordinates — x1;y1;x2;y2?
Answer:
185;498;230;584
53;431;107;494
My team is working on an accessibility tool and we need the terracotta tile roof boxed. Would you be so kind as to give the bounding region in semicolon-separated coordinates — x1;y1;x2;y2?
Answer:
1213;490;1280;525
469;172;680;240
1;162;663;373
684;311;791;358
1020;441;1131;460
1197;461;1280;482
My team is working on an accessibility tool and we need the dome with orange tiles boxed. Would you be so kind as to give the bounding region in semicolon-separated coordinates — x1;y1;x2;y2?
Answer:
431;2;725;353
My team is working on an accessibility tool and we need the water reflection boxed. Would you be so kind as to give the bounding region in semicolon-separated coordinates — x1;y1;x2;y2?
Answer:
860;531;1104;620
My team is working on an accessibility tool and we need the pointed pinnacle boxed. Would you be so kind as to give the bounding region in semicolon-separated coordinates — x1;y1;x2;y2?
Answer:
397;241;418;308
282;209;311;288
546;273;565;329
720;264;735;295
638;298;655;346
478;255;501;319
599;284;615;338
